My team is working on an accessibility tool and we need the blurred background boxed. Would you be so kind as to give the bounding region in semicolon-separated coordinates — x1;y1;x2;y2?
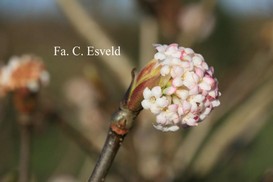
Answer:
0;0;273;181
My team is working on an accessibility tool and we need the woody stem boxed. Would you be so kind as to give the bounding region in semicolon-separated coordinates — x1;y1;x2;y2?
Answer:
88;128;125;182
88;108;137;182
18;123;31;182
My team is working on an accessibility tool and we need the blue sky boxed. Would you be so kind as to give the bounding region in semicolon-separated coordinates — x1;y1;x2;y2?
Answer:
0;0;272;21
219;0;273;17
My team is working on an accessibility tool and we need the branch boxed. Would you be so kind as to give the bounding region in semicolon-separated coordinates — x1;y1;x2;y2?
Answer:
88;106;138;182
18;116;32;182
88;128;125;182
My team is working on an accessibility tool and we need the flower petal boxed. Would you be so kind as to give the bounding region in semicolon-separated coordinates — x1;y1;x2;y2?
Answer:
151;86;162;98
143;87;152;99
176;90;189;100
160;65;170;76
156;97;169;108
141;100;151;109
164;86;176;95
172;77;183;87
154;52;166;60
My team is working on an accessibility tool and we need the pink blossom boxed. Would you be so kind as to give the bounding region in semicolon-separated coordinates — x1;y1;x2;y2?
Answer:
0;55;49;96
141;44;221;131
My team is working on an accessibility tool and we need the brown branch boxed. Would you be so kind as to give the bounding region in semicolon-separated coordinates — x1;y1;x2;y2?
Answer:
88;128;125;182
18;117;32;182
88;107;138;182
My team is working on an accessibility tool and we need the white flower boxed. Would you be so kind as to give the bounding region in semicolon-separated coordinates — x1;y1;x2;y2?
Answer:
141;44;221;132
153;124;180;132
141;86;169;114
156;104;179;124
154;44;168;60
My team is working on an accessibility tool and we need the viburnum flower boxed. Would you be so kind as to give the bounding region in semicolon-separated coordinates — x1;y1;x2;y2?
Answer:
0;55;49;96
0;55;49;114
87;44;220;180
125;44;220;132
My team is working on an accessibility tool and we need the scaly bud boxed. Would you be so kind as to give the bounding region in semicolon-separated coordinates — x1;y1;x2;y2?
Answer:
124;59;162;112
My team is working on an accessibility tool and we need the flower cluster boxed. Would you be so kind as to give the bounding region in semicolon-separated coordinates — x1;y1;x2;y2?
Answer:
141;44;220;131
0;55;49;96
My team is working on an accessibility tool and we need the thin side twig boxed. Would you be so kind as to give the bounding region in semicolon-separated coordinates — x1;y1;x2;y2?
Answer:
18;123;31;182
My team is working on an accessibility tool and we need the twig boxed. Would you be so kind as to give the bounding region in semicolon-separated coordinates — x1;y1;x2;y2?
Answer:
88;106;138;182
89;129;125;182
18;116;31;182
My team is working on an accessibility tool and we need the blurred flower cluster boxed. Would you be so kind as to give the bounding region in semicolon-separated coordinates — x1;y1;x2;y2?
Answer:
0;55;49;96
